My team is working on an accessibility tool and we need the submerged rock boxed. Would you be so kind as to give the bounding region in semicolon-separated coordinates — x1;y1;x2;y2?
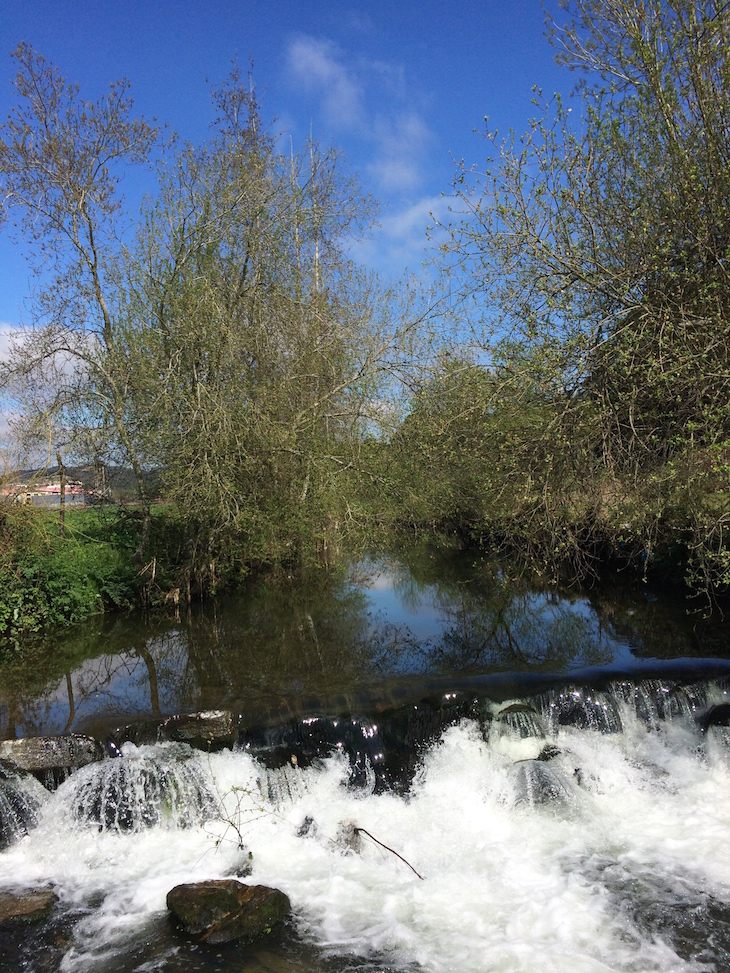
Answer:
513;760;575;810
166;879;290;944
0;888;57;925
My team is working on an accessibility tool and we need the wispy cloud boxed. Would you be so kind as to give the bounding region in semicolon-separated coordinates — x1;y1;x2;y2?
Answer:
286;37;363;129
284;35;436;196
355;194;452;276
368;113;433;192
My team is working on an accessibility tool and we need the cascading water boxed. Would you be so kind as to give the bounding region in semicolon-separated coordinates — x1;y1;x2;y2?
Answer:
0;761;48;850
62;743;217;833
2;677;730;972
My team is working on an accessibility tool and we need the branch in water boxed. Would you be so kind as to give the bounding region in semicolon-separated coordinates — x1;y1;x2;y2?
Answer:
354;827;424;880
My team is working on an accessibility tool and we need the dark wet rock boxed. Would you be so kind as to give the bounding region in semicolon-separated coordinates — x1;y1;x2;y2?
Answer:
113;710;239;752
167;879;290;944
242;714;387;796
539;687;622;735
0;761;48;849
111;720;160;748
225;851;253;879
0;735;103;781
160;710;238;751
697;703;730;734
0;888;57;925
241;694;478;796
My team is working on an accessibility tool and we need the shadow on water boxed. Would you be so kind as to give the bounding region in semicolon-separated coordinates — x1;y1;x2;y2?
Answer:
1;537;729;741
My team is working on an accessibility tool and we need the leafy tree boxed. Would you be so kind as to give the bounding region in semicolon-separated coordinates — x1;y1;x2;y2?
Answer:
432;0;730;596
109;65;431;586
0;42;158;557
0;49;435;600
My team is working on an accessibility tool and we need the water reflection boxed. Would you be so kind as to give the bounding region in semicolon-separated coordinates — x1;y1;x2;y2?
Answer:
375;552;618;671
1;541;729;739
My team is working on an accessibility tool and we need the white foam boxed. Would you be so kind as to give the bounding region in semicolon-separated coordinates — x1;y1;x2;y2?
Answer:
2;709;730;972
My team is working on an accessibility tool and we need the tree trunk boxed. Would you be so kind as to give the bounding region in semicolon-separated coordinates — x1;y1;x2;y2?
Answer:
56;450;66;538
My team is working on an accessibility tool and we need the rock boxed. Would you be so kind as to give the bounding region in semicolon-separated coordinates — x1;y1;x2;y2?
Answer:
167;879;290;945
113;710;239;752
160;710;238;750
0;735;104;775
697;703;730;733
0;888;57;925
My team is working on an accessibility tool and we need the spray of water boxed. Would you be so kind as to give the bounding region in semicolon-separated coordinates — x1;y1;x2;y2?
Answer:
1;680;730;972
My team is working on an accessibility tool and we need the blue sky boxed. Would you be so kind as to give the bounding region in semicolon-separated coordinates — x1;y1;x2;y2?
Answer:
0;1;567;331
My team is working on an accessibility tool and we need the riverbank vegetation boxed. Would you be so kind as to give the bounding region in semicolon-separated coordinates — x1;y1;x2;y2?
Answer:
387;0;730;606
1;0;729;644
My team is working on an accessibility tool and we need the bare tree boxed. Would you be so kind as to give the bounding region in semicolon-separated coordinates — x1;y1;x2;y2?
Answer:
0;43;157;558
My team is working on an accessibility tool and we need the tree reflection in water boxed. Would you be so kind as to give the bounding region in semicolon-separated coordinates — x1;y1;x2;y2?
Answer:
1;540;729;739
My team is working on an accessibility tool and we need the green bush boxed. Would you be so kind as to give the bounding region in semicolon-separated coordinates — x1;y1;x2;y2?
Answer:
0;506;140;647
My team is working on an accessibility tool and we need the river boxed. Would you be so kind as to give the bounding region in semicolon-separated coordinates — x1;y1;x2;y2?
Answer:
1;540;730;972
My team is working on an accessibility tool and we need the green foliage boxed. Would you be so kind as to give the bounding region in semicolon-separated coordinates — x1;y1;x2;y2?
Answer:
0;50;426;598
419;0;730;601
0;506;140;647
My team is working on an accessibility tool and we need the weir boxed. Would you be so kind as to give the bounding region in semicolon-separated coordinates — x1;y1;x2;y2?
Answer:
1;674;730;972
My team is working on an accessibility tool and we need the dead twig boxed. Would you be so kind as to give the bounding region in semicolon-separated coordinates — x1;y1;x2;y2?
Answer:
354;827;424;880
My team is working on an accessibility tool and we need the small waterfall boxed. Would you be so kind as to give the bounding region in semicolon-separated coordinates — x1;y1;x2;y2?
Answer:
5;677;730;973
259;761;311;806
612;678;709;728
511;759;576;810
0;760;48;849
537;685;623;734
493;702;547;740
55;744;216;833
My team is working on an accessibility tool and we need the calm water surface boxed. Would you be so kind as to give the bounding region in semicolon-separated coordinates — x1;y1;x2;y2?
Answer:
2;541;729;739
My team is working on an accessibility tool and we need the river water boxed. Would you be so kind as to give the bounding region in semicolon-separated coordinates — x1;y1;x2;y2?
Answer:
2;541;730;972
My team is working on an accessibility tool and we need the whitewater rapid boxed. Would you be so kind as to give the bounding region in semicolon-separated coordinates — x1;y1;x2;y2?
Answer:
2;682;730;972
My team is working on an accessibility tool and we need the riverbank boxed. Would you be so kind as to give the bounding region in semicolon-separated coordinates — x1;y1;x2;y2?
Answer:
0;505;154;647
2;495;728;652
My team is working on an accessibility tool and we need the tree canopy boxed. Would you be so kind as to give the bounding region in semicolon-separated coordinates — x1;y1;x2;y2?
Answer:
2;3;730;614
419;0;730;598
0;47;432;592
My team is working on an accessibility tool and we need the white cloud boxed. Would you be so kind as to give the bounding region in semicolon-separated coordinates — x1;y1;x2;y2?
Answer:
367;113;433;192
354;194;453;276
286;37;363;129
0;323;23;364
284;36;437;197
